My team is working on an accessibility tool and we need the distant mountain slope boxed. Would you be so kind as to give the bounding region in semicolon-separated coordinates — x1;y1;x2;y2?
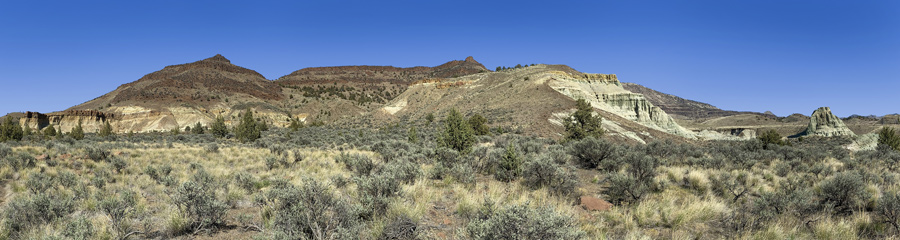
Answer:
274;57;488;104
71;54;283;111
621;82;763;120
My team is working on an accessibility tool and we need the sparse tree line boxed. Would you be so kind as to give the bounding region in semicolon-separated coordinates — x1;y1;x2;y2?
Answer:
494;63;537;72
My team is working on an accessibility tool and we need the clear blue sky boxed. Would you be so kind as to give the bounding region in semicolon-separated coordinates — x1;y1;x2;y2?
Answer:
1;1;897;117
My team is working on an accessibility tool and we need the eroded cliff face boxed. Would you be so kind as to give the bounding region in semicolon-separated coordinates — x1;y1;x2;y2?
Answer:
546;72;695;138
804;107;855;137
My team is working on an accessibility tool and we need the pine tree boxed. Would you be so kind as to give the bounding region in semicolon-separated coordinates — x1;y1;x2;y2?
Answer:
71;119;85;140
468;114;489;136
43;125;57;137
211;115;228;138
289;117;304;131
564;99;604;141
0;116;23;142
191;122;205;134
99;120;114;137
235;110;260;143
440;109;475;152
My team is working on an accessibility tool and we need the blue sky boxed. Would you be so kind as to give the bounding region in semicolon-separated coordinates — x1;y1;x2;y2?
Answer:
1;1;897;117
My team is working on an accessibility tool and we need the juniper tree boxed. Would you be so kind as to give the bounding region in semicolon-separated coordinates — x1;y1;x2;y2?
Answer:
211;115;228;138
564;99;603;141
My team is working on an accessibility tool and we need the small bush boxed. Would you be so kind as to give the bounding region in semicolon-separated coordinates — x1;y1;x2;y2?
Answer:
99;190;137;239
877;190;900;232
204;143;219;153
172;170;227;232
495;144;522;182
468;114;490;136
70;119;85;140
465;201;585;239
2;190;76;237
879;127;900;151
336;152;375;176
86;146;110;161
521;154;578;197
356;171;402;219
818;171;869;214
758;129;785;149
568;137;617;170
604;153;659;205
379;215;419;240
63;215;95;240
261;180;359;239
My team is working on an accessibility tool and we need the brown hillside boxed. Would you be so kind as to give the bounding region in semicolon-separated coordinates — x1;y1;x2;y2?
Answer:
621;82;764;120
71;54;283;111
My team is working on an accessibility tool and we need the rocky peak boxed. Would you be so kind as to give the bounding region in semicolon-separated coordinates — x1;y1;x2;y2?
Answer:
203;54;231;63
465;56;478;64
804;107;855;137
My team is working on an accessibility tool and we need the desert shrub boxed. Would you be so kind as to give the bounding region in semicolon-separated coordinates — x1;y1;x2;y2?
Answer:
356;171;402;219
564;98;603;141
43;125;58;138
758;129;785;149
879;127;900;151
429;147;474;183
204;143;219;153
818;171;869;214
261;180;360;239
210;115;228;138
288;117;304;131
379;215;420;240
235;110;261;142
99;190;138;239
233;172;259;192
5;151;35;171
751;177;819;223
710;170;756;203
495;144;522;182
172;170;227;232
144;164;175;186
465;201;584;239
336;152;375;176
604;153;659;205
85;146;110;161
521;154;578;197
440;109;475;152
111;157;127;173
382;157;422;184
2;190;76;237
878;190;900;232
568;137;617;170
468;114;490;136
63;215;95;240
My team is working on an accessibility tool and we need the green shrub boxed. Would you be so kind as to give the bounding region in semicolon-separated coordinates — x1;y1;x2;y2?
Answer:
440;109;475;152
2;190;76;237
818;171;868;214
261;180;359;239
235;110;261;143
63;215;95;240
603;153;658;205
172;170;227;232
210;115;228;138
0;116;24;142
98;120;114;137
335;152;375;176
465;201;585;239
86;146;110;161
70;119;85;140
564;98;603;141
99;190;137;239
879;127;900;151
495;144;522;182
288;117;304;131
407;126;418;143
878;190;900;232
111;157;127;173
521;154;578;197
468;114;489;136
43;125;58;137
758;129;785;149
568;137;617;170
356;171;402;219
710;170;756;203
191;122;205;134
379;215;419;240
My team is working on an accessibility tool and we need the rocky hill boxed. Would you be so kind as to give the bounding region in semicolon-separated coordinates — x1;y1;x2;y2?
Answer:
621;82;764;120
802;107;855;137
